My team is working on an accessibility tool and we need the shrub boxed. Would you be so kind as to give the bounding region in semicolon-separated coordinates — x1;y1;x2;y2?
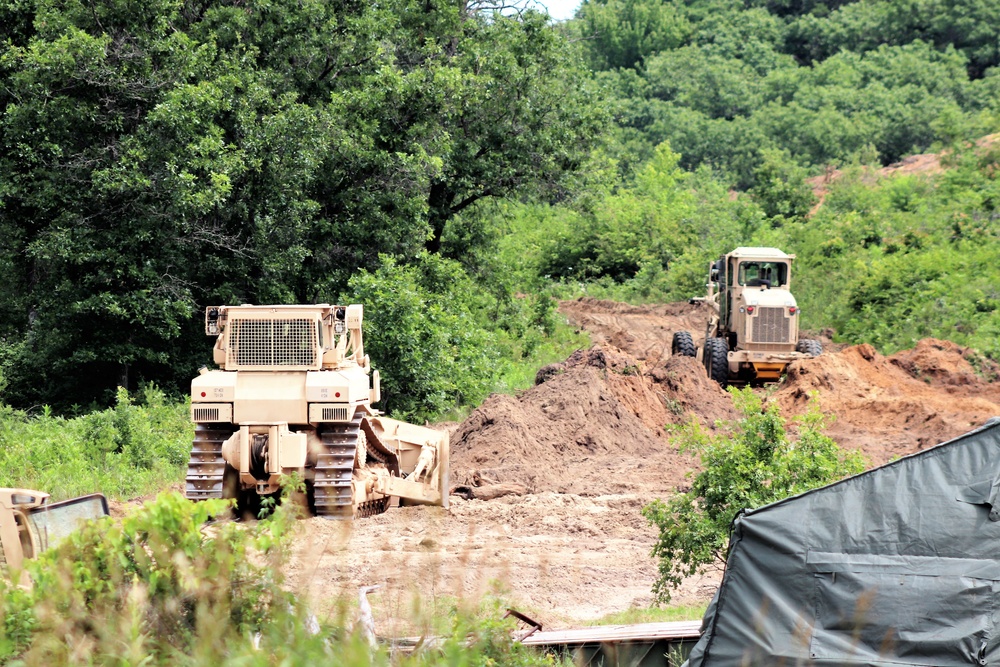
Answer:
0;386;192;500
344;253;500;421
0;492;297;664
0;493;563;666
643;388;866;603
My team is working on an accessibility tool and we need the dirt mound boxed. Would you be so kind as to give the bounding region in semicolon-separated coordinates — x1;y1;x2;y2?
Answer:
559;297;714;364
889;338;988;386
651;355;738;426
451;344;701;495
774;342;1000;464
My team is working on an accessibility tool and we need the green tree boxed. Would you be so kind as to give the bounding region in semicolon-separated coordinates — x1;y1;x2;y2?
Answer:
343;254;499;420
645;47;765;120
787;0;1000;77
749;148;817;223
643;388;866;603
577;0;692;70
538;142;696;282
0;0;605;409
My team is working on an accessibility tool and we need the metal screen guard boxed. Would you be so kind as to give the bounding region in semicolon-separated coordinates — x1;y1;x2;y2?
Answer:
228;318;318;368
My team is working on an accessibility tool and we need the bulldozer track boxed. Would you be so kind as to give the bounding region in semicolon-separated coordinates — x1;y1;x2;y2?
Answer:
355;497;390;518
315;418;360;517
315;415;396;519
185;425;234;501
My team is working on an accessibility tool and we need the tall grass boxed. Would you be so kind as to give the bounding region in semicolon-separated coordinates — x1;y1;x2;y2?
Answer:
0;492;566;666
588;604;708;626
0;386;192;500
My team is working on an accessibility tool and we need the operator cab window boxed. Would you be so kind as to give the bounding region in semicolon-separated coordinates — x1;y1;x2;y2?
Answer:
738;261;787;287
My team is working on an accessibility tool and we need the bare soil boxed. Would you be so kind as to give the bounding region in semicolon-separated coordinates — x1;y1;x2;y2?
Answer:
806;133;1000;215
285;297;1000;632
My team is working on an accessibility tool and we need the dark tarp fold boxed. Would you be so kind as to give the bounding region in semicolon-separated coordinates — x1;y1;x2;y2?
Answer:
685;417;1000;667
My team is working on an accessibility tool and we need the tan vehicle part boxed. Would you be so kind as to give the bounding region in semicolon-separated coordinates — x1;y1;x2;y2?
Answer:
0;489;109;580
687;247;818;385
185;304;450;519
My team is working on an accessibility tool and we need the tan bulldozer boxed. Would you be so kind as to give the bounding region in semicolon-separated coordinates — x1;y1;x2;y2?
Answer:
675;247;822;386
185;304;449;519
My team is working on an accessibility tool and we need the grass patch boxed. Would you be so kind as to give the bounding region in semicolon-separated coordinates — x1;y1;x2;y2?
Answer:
0;386;192;500
587;604;708;626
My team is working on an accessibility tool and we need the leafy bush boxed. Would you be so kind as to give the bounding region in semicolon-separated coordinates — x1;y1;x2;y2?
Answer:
0;386;191;500
643;389;866;603
344;254;501;421
774;146;1000;357
0;492;291;663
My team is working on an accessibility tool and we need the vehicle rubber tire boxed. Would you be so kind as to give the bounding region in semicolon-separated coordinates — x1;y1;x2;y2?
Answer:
671;331;696;358
796;339;823;356
704;337;730;387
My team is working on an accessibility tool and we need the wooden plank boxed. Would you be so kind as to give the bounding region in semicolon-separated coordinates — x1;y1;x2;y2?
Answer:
520;620;702;646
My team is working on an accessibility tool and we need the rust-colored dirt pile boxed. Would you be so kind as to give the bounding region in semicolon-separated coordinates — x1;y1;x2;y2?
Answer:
560;297;716;364
450;345;711;496
774;340;1000;464
556;297;737;426
651;355;738;426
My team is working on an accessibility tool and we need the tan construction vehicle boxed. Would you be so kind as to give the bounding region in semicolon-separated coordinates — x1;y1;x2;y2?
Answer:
0;489;109;577
185;304;449;518
673;247;821;386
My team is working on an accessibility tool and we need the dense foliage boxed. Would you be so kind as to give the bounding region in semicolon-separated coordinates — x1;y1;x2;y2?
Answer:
4;0;1000;416
642;389;866;603
0;386;191;500
578;0;1000;187
3;0;1000;419
498;0;1000;359
0;0;602;414
780;145;1000;357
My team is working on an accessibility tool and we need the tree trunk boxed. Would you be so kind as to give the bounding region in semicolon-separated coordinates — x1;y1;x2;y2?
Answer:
426;181;452;254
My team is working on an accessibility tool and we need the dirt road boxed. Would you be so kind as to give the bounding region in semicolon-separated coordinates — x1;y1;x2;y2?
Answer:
285;297;1000;630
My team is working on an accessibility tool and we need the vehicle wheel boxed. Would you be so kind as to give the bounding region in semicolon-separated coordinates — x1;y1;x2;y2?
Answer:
796;339;823;356
671;331;696;357
704;337;730;387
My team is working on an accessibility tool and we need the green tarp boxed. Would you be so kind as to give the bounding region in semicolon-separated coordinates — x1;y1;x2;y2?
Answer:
685;418;1000;667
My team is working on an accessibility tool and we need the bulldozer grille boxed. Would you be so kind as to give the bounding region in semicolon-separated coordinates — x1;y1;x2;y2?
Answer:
193;407;220;422
322;406;350;421
309;404;353;422
752;307;790;343
228;318;319;369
